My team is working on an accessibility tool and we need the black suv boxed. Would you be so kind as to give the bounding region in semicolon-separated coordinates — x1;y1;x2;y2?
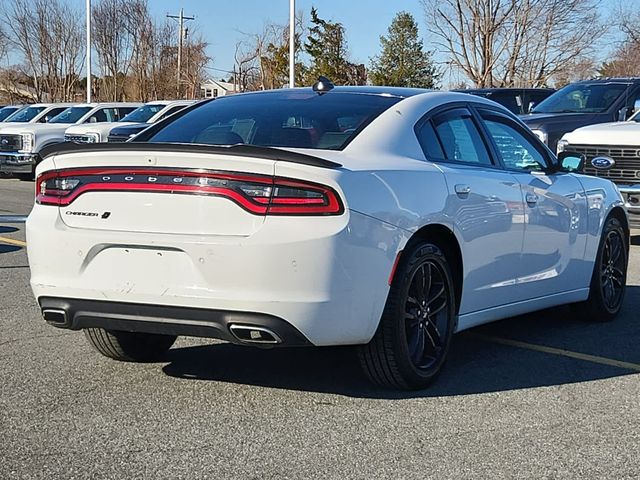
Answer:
452;88;555;115
522;78;640;152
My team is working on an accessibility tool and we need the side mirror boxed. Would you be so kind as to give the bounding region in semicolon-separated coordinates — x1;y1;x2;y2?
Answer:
634;98;640;113
618;106;633;121
528;101;536;113
89;117;97;123
558;151;585;172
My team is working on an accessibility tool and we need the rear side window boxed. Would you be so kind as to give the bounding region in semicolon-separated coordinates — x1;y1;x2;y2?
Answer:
416;121;445;160
428;108;492;165
87;108;117;123
39;107;67;123
143;91;401;150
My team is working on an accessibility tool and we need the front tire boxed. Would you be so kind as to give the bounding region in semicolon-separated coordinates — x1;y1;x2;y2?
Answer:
84;328;177;362
574;216;628;322
359;241;456;390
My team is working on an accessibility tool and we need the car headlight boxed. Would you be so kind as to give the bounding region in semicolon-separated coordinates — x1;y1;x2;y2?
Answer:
19;133;34;153
556;139;569;154
86;132;100;143
531;129;547;144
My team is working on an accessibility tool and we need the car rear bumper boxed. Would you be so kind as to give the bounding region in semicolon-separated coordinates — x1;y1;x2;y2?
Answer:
27;207;403;346
0;152;37;174
38;297;312;346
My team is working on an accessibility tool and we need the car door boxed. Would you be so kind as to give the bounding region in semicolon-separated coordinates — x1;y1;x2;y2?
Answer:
476;107;589;300
416;106;525;316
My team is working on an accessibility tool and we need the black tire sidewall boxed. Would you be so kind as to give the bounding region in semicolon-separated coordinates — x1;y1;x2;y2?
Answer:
589;216;628;318
388;242;456;385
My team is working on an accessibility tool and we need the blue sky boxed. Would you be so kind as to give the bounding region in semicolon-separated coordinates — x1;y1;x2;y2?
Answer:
46;0;422;79
146;0;426;78
7;0;630;85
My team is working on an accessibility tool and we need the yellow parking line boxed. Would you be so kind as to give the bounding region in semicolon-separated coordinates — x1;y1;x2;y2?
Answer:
0;236;26;247
469;332;640;373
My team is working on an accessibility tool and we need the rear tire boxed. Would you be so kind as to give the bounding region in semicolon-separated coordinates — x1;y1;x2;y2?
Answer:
573;216;628;322
15;173;34;181
358;241;456;390
84;328;177;362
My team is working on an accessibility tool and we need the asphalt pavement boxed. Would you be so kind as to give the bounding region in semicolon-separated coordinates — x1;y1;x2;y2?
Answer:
1;177;638;479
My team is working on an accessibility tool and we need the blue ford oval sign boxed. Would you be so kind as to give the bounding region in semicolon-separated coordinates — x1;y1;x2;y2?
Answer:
591;156;615;170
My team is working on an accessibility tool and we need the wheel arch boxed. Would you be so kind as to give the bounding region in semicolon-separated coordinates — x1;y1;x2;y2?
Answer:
403;223;463;314
608;206;629;242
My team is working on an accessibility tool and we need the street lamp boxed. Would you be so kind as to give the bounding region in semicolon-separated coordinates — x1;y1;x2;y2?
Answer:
289;0;295;88
86;0;91;103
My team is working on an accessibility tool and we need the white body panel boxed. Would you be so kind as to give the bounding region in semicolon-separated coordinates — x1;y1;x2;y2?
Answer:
561;119;640;146
26;91;626;346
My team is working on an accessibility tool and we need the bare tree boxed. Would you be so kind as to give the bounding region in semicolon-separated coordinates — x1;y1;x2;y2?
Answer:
92;0;137;101
2;0;84;101
423;0;604;87
233;39;260;92
182;29;211;99
0;24;7;63
599;3;640;78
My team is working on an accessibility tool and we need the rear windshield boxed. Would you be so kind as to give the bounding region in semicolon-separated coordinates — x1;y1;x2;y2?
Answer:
121;104;167;123
144;91;401;150
5;106;46;123
531;83;628;114
49;106;92;124
0;106;20;122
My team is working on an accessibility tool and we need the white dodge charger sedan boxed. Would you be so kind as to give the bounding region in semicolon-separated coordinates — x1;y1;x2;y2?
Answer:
26;82;629;389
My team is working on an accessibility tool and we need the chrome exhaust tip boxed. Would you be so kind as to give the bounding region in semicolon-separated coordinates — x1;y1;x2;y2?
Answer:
229;324;282;344
42;308;68;325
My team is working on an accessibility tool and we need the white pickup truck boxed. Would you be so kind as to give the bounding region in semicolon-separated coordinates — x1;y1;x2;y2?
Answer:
0;102;140;179
2;103;72;125
64;100;195;144
558;109;640;227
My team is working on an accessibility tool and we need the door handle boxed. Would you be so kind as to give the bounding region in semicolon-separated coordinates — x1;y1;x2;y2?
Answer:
455;184;471;196
525;193;539;205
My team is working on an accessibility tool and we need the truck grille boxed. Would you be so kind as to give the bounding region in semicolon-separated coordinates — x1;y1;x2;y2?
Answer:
567;144;640;184
107;134;128;143
64;134;92;144
0;134;22;152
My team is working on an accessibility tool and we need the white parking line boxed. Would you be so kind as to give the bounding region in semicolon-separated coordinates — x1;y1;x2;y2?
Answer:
469;332;640;372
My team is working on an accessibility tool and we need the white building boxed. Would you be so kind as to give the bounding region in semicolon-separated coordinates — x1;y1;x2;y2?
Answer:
200;79;238;98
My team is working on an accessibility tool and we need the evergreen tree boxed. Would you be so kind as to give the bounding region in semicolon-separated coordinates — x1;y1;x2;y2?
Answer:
304;7;363;85
369;12;440;88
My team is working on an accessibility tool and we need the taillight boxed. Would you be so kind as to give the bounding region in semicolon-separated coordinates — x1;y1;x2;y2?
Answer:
36;168;344;216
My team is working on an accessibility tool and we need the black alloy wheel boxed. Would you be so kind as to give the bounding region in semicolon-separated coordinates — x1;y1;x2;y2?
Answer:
404;261;450;371
359;241;456;390
599;228;626;311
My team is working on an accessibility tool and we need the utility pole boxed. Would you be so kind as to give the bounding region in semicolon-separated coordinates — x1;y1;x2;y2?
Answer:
86;0;91;103
289;0;295;88
167;8;194;98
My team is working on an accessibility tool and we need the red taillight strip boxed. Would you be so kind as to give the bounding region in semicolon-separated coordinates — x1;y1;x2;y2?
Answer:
36;167;344;216
38;182;269;214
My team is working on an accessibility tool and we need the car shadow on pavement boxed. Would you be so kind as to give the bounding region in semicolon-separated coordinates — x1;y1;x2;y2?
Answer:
162;286;640;399
0;226;18;234
0;244;22;254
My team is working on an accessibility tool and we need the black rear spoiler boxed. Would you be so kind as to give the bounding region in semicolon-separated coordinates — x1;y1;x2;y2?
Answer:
39;142;342;169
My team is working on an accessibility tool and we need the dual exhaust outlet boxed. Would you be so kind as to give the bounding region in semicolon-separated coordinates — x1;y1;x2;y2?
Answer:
41;308;282;345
